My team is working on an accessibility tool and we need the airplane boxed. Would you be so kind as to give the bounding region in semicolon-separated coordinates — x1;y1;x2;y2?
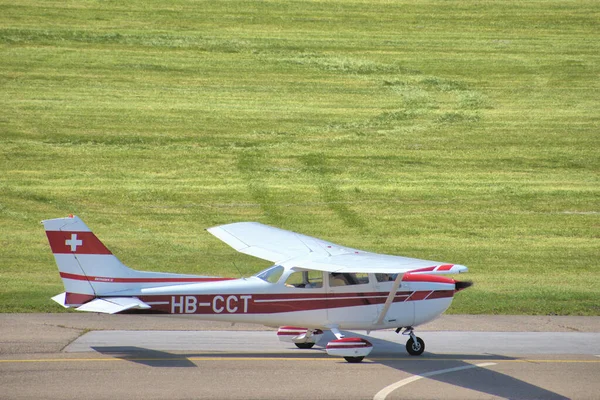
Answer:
42;215;471;363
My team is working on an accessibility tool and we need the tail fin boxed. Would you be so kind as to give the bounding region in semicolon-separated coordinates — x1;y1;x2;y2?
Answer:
43;215;103;306
42;215;223;308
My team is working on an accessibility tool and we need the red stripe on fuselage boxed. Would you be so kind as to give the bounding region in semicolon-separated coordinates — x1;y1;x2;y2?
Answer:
134;290;455;315
59;272;234;284
61;290;454;313
405;291;432;302
425;290;456;300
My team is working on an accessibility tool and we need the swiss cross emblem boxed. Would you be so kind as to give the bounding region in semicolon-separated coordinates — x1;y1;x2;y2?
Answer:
65;233;83;252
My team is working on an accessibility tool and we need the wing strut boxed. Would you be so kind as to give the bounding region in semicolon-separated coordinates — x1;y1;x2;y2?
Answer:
375;274;404;325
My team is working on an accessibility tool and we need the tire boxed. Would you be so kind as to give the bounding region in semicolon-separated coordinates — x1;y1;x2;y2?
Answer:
406;337;425;356
295;342;316;349
344;356;364;363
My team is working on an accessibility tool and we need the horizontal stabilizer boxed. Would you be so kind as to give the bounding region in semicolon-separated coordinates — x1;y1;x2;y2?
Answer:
51;292;69;308
76;297;150;314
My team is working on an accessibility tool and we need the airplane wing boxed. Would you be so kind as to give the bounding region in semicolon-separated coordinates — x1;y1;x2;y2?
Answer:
207;222;467;274
207;222;334;262
76;297;151;314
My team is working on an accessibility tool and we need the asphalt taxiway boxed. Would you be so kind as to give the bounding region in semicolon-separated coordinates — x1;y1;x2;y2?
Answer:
1;314;599;399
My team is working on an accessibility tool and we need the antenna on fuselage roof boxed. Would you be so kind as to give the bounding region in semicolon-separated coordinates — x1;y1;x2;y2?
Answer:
232;261;245;280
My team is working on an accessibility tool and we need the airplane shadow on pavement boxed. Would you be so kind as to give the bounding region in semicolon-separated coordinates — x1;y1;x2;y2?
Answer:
91;346;197;368
92;330;569;400
339;330;570;400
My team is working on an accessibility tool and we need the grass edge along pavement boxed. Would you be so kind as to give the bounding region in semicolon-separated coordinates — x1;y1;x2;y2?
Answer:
0;0;598;314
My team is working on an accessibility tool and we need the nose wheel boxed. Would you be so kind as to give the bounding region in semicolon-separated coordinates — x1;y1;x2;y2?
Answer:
406;336;425;356
397;327;425;356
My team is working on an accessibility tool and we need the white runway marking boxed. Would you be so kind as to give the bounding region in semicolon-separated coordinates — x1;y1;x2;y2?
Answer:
373;362;497;400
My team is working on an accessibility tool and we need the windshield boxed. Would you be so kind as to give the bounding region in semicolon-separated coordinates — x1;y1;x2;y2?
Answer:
255;265;284;283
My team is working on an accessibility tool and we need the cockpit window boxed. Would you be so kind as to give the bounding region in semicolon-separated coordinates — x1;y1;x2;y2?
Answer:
329;272;370;287
376;273;398;282
285;270;323;288
255;265;284;283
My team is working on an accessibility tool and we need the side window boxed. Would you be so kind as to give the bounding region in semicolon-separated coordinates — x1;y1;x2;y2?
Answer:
376;273;397;282
306;270;323;288
329;273;370;287
285;271;323;288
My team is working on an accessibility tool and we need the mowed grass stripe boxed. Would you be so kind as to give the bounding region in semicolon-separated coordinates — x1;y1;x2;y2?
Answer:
0;0;598;314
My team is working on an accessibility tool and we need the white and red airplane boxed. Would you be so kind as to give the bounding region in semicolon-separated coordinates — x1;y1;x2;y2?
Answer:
43;215;471;363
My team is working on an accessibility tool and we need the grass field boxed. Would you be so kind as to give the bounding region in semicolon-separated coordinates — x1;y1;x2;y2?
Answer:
1;0;598;314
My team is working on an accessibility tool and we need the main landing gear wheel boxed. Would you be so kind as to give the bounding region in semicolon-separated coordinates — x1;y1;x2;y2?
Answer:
406;336;425;356
344;356;364;363
295;342;316;349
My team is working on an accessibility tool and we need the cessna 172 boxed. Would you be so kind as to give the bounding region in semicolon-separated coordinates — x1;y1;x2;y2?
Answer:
43;215;471;363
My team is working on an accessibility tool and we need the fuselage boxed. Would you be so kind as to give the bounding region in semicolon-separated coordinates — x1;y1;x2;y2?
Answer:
114;266;458;330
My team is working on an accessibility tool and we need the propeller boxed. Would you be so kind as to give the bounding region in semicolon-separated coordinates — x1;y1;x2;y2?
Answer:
455;280;473;291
